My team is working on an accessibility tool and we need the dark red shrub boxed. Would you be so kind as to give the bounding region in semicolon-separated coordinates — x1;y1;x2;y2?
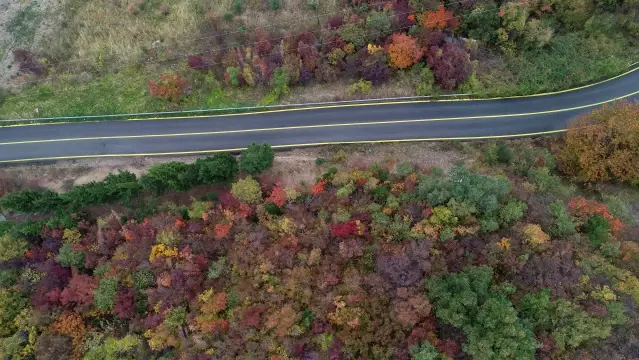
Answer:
426;43;472;90
327;16;344;29
60;274;97;309
254;30;272;57
376;254;422;287
359;54;389;84
188;55;210;70
114;288;136;319
242;305;267;328
13;49;44;75
330;221;358;238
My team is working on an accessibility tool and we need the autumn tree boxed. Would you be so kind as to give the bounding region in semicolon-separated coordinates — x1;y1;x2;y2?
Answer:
558;102;639;184
421;3;458;30
387;33;423;69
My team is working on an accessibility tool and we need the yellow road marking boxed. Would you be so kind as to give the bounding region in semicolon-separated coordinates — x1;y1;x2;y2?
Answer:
1;88;638;146
0;129;568;164
2;67;638;128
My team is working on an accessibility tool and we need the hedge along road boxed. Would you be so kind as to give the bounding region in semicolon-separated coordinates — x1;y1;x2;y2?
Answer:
1;67;639;164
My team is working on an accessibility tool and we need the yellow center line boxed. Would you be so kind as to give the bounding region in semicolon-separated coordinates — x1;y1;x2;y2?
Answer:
0;129;568;164
1;88;638;146
1;66;638;128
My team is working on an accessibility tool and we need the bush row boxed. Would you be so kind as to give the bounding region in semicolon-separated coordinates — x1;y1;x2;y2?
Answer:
0;143;273;214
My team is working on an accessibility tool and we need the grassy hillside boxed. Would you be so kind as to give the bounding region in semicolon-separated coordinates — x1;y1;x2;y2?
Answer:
1;104;639;358
0;0;637;120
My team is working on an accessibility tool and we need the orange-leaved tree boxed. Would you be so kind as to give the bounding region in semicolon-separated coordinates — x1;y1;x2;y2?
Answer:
387;33;423;69
558;101;639;184
148;73;188;102
421;3;458;30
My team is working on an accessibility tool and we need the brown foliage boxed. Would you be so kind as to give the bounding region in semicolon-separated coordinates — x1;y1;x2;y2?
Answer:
558;102;639;184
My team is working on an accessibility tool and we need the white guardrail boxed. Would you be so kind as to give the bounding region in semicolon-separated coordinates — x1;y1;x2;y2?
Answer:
1;60;638;124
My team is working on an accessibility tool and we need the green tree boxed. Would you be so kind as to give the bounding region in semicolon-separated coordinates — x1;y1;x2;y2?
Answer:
427;266;538;360
0;289;27;336
498;200;527;226
584;214;610;248
409;341;443;360
365;10;392;42
0;234;28;262
461;3;501;44
0;189;64;213
464;296;539;359
83;335;143;360
94;277;119;312
195;153;238;184
240;143;274;175
56;243;85;269
548;200;577;237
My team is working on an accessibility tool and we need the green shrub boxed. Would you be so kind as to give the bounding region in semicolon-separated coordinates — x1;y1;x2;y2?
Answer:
601;242;621;258
395;162;414;177
336;182;355;198
496;142;514;164
240;143;274;175
56;243;85;268
584;214;610;248
0;289;27;336
156;229;182;246
498;200;527;226
427;266;538;359
268;0;280;10
482;143;499;165
548;200;577;237
339;22;367;48
365;10;392;42
187;201;212;220
94;277;119;312
132;268;155;291
415;66;435;95
409;341;444;360
164;306;186;330
315;158;326;166
0;234;28;261
527;167;573;198
83;335;143;360
62;171;140;208
0;189;64;213
0;269;19;288
207;257;227;279
140;162;198;195
439;228;455;242
195;153;238;184
233;0;243;14
551;299;625;350
231;177;262;204
265;202;283;215
199;192;218;202
0;332;25;359
603;195;636;225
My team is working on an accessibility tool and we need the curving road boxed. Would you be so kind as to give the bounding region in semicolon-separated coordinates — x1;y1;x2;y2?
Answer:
1;67;638;163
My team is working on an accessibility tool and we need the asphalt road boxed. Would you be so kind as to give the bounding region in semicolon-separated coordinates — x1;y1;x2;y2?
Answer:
1;67;638;163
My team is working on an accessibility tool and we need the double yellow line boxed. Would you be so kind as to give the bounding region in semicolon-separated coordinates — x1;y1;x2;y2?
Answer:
0;67;637;163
